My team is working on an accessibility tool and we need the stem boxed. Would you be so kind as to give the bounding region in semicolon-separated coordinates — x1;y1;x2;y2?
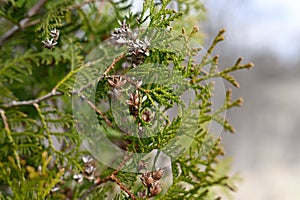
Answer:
80;95;113;127
0;109;21;169
112;152;132;175
152;150;161;171
79;152;134;200
110;174;136;200
197;29;225;70
33;103;55;150
78;176;111;200
3;90;62;108
110;153;135;199
103;54;126;76
0;0;47;48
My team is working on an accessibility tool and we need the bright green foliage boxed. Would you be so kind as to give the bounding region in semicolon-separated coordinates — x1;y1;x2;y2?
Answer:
0;0;253;199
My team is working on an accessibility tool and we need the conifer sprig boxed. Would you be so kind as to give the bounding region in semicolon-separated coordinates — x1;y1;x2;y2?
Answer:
0;1;252;199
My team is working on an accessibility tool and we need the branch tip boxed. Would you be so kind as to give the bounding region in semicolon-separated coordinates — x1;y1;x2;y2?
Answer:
219;28;226;33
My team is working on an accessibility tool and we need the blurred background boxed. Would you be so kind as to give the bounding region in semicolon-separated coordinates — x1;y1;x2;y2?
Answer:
202;0;300;199
132;0;300;198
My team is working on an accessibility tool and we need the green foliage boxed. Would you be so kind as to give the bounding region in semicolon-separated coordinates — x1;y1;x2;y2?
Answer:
0;0;253;199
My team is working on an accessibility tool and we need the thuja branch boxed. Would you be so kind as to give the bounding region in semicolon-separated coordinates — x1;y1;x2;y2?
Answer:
0;109;21;169
79;153;134;200
103;54;126;76
74;54;127;127
2;53;127;127
110;174;137;200
3;90;62;108
79;94;113;127
33;103;55;150
196;59;254;86
199;29;225;68
78;176;111;200
112;152;133;175
0;0;47;48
